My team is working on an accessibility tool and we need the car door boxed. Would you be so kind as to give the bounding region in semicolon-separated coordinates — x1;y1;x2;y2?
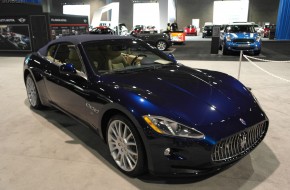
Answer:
43;42;89;120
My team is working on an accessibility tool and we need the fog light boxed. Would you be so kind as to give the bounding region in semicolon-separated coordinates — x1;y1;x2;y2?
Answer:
164;148;171;156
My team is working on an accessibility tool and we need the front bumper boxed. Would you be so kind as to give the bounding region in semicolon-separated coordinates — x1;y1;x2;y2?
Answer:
225;41;261;52
141;120;268;176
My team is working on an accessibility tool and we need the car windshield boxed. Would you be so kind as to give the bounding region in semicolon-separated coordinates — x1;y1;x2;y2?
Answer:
226;25;255;33
204;26;213;30
83;39;175;74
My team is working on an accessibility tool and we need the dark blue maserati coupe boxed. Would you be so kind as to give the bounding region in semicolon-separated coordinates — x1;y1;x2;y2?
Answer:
23;35;268;177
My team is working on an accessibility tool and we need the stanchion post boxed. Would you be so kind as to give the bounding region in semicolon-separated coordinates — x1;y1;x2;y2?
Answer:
238;50;243;80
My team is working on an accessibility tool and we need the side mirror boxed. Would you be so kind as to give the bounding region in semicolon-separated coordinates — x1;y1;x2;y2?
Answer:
167;53;176;62
59;63;76;74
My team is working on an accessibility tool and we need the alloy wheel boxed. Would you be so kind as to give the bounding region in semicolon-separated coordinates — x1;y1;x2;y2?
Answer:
107;120;138;172
26;76;38;107
156;41;167;51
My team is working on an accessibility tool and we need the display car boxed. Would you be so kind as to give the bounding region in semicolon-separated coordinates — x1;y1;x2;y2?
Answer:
184;25;197;36
130;31;171;51
24;35;268;177
263;24;276;38
89;26;114;35
220;23;262;55
252;24;264;37
202;25;213;38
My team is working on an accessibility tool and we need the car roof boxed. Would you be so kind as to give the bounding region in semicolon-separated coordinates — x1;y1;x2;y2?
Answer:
229;22;254;25
38;34;135;55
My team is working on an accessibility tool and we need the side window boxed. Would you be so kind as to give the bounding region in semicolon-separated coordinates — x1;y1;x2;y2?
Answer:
51;43;85;73
46;44;58;62
67;45;84;72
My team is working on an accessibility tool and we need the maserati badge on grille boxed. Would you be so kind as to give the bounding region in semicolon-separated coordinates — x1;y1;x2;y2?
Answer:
240;134;247;149
239;118;247;126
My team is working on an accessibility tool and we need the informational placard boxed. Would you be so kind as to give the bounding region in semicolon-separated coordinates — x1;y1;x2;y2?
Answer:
212;26;220;37
170;32;185;42
49;15;89;40
0;16;32;51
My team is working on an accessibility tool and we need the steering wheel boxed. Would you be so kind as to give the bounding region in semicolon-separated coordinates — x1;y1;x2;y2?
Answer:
130;54;147;65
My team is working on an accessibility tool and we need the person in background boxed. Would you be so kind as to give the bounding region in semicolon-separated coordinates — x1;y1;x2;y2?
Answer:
171;21;178;31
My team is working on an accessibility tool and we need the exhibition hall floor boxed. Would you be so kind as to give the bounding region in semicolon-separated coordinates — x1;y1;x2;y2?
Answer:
0;57;290;190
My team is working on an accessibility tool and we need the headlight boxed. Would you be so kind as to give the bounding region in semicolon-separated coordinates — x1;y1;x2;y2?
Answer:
256;36;261;42
226;35;231;42
143;115;205;139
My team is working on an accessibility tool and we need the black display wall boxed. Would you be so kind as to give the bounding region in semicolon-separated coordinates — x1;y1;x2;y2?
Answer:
176;0;280;28
47;0;280;30
248;0;279;25
176;0;213;29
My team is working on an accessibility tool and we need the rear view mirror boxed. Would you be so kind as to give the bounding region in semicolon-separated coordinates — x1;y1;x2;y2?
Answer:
59;63;76;74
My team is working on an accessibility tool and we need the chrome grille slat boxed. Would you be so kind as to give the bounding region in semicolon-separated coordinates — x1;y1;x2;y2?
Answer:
212;121;267;162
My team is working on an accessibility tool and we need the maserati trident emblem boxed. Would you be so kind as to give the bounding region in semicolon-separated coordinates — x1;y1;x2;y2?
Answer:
239;118;247;126
240;133;247;149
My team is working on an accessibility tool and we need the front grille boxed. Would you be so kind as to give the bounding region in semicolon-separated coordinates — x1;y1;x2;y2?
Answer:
233;39;255;43
212;121;268;162
232;46;255;50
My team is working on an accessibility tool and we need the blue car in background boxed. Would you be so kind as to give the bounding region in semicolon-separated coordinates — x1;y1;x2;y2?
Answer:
220;23;261;55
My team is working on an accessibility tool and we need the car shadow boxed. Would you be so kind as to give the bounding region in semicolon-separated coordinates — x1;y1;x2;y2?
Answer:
27;101;279;188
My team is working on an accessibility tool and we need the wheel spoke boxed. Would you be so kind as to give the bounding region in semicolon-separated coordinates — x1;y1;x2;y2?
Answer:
111;126;118;138
127;149;138;156
120;154;125;167
123;125;127;139
126;142;136;146
126;133;133;141
127;153;137;164
125;155;133;170
118;122;122;137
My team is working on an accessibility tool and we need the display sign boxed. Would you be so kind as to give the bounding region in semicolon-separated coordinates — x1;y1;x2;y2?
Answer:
49;15;89;40
170;31;185;42
212;26;220;37
0;16;32;51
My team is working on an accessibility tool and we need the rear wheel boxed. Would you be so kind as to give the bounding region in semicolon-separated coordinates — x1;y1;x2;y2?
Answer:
156;40;167;51
25;74;42;109
107;115;146;177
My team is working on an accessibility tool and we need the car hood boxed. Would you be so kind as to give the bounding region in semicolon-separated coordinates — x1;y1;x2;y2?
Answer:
228;32;257;39
100;65;266;141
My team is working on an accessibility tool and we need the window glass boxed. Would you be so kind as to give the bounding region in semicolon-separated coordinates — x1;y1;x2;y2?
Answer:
48;43;84;73
83;39;174;74
46;44;58;62
226;25;255;33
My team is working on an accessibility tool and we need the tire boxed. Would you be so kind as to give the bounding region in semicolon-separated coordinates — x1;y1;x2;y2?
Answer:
254;50;261;56
156;40;167;51
25;74;43;109
107;115;146;177
222;45;229;55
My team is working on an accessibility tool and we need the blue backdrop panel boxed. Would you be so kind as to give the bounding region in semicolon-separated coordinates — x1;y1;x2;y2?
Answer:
276;0;290;40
